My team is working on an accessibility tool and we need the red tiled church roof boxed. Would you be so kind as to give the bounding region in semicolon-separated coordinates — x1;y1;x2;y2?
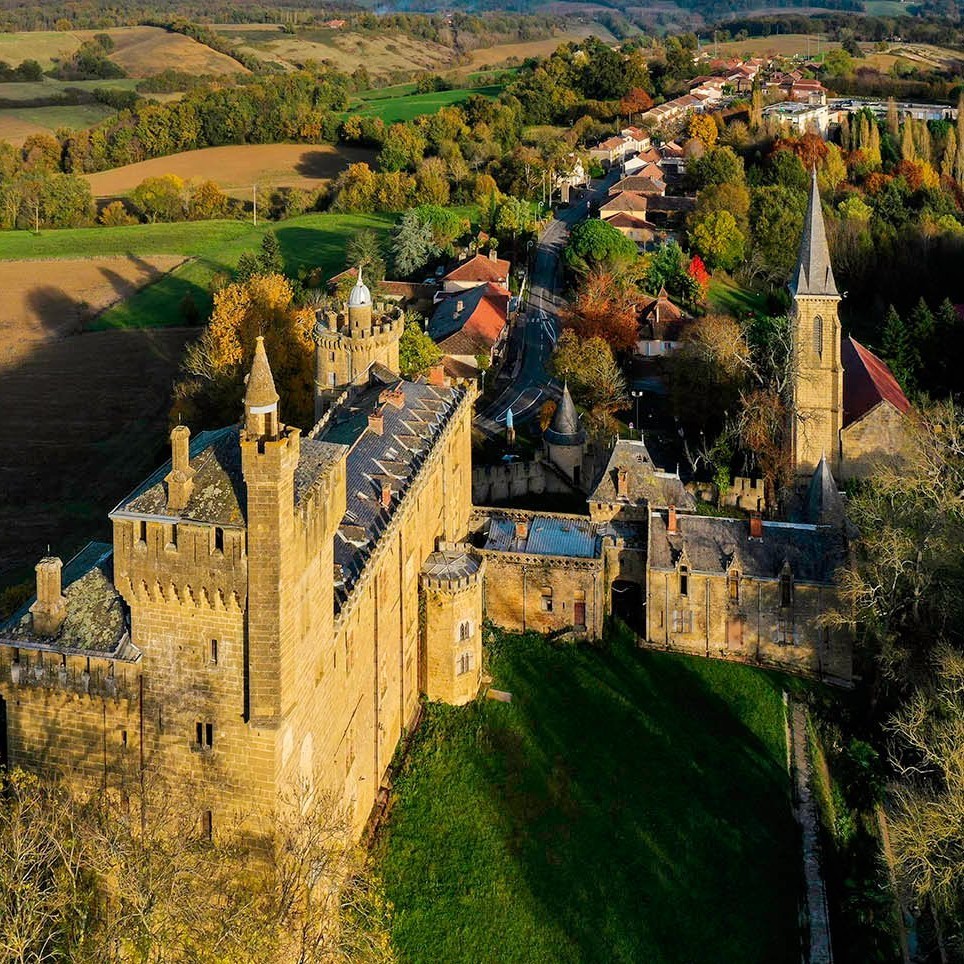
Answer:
842;336;911;427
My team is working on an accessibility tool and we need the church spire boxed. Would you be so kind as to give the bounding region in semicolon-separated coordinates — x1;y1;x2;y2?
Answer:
791;167;839;300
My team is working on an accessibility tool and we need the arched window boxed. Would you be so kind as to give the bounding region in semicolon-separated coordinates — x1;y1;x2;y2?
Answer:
813;314;823;358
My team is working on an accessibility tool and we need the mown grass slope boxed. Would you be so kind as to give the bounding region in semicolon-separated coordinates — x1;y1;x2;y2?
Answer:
377;630;801;964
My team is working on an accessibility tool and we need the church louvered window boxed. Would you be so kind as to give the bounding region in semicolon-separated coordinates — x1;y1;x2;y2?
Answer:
813;314;823;358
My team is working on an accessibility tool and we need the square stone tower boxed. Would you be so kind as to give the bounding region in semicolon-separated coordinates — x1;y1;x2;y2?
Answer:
789;168;843;480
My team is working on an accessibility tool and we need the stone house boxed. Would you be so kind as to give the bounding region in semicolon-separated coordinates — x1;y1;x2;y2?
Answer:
441;251;511;294
428;281;510;379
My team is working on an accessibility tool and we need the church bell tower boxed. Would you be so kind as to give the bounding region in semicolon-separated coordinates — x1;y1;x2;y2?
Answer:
789;168;843;480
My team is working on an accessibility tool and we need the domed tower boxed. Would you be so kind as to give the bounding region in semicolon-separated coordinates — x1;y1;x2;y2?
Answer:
544;382;587;488
314;267;405;419
420;545;485;706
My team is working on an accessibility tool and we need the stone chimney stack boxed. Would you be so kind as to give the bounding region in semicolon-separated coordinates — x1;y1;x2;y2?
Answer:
31;556;67;636
368;406;384;435
489;247;498;262
380;480;392;509
165;425;195;512
515;520;528;541
667;504;677;534
456;299;464;314
429;365;445;387
616;467;629;498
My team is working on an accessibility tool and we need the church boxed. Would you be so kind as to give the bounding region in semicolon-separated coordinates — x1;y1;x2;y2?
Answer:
789;168;911;482
0;174;902;838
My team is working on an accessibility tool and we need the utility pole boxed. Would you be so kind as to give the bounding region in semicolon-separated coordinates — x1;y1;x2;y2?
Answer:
252;184;258;227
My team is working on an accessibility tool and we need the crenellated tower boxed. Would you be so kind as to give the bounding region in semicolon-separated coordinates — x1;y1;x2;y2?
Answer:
240;336;301;725
789;168;843;480
314;268;404;419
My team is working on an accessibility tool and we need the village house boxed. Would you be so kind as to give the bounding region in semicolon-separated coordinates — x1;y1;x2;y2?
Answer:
636;288;691;356
441;250;511;294
428;282;510;380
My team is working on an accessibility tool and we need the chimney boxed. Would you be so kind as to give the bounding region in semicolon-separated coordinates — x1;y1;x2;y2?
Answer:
749;512;763;539
368;406;384;436
667;504;677;534
489;247;498;262
456;299;464;314
165;425;195;512
380;479;392;509
515;520;528;540
30;556;67;637
616;467;629;497
428;365;445;387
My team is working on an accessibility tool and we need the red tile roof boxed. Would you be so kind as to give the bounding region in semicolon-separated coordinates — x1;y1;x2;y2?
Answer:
431;283;509;356
442;253;510;285
842;336;911;427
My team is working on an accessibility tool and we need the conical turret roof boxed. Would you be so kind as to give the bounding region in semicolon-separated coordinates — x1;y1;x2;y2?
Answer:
805;454;845;526
790;168;839;299
544;382;585;446
245;336;279;409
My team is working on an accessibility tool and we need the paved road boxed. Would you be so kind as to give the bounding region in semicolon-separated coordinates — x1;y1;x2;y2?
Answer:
475;173;618;437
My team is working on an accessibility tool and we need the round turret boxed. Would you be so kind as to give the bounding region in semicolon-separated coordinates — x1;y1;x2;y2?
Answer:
348;268;372;309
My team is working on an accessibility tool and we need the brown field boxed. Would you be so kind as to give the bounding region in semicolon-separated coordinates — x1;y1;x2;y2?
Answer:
219;26;453;77
710;34;842;58
0;26;245;78
0;255;192;582
0;113;49;147
463;25;616;69
93;26;248;78
85;143;375;199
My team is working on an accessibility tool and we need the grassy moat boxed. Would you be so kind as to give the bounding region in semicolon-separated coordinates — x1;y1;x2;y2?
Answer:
375;630;803;963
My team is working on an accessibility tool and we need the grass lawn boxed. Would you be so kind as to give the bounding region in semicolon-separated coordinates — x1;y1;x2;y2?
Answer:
708;277;770;317
376;631;802;964
0;212;397;329
349;85;503;124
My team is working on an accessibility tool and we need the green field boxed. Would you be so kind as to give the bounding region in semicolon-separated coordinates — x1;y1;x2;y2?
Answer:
0;213;397;329
349;84;503;123
376;631;802;964
708;277;770;317
0;101;115;128
0;78;140;103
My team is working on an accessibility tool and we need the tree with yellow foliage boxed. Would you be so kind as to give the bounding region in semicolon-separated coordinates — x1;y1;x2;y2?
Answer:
174;273;316;429
685;112;718;149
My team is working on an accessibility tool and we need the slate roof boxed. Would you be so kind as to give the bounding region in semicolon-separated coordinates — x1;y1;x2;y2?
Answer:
589;439;695;509
1;543;137;660
791;168;839;299
113;427;345;526
442;253;510;285
422;547;482;581
429;282;509;355
484;514;603;559
649;510;846;583
644;195;697;215
543;383;585;446
314;370;465;608
842;336;911;427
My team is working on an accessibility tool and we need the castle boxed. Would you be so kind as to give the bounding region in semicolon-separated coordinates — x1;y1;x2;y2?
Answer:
0;177;906;838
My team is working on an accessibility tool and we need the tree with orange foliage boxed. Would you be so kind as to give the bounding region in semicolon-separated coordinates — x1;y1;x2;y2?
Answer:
561;268;639;354
619;87;653;118
174;273;315;429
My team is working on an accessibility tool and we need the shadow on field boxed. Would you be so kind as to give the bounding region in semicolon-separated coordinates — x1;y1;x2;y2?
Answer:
469;635;802;963
294;145;376;180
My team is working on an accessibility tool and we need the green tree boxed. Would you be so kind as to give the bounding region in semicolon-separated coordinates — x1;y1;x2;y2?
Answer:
822;48;853;77
392;209;440;278
746;185;806;284
399;314;442;377
258;231;284;275
690;209;745;270
562;218;638;277
345;229;387;284
688;146;745;189
881;304;916;392
130;174;185;223
379;123;427;173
